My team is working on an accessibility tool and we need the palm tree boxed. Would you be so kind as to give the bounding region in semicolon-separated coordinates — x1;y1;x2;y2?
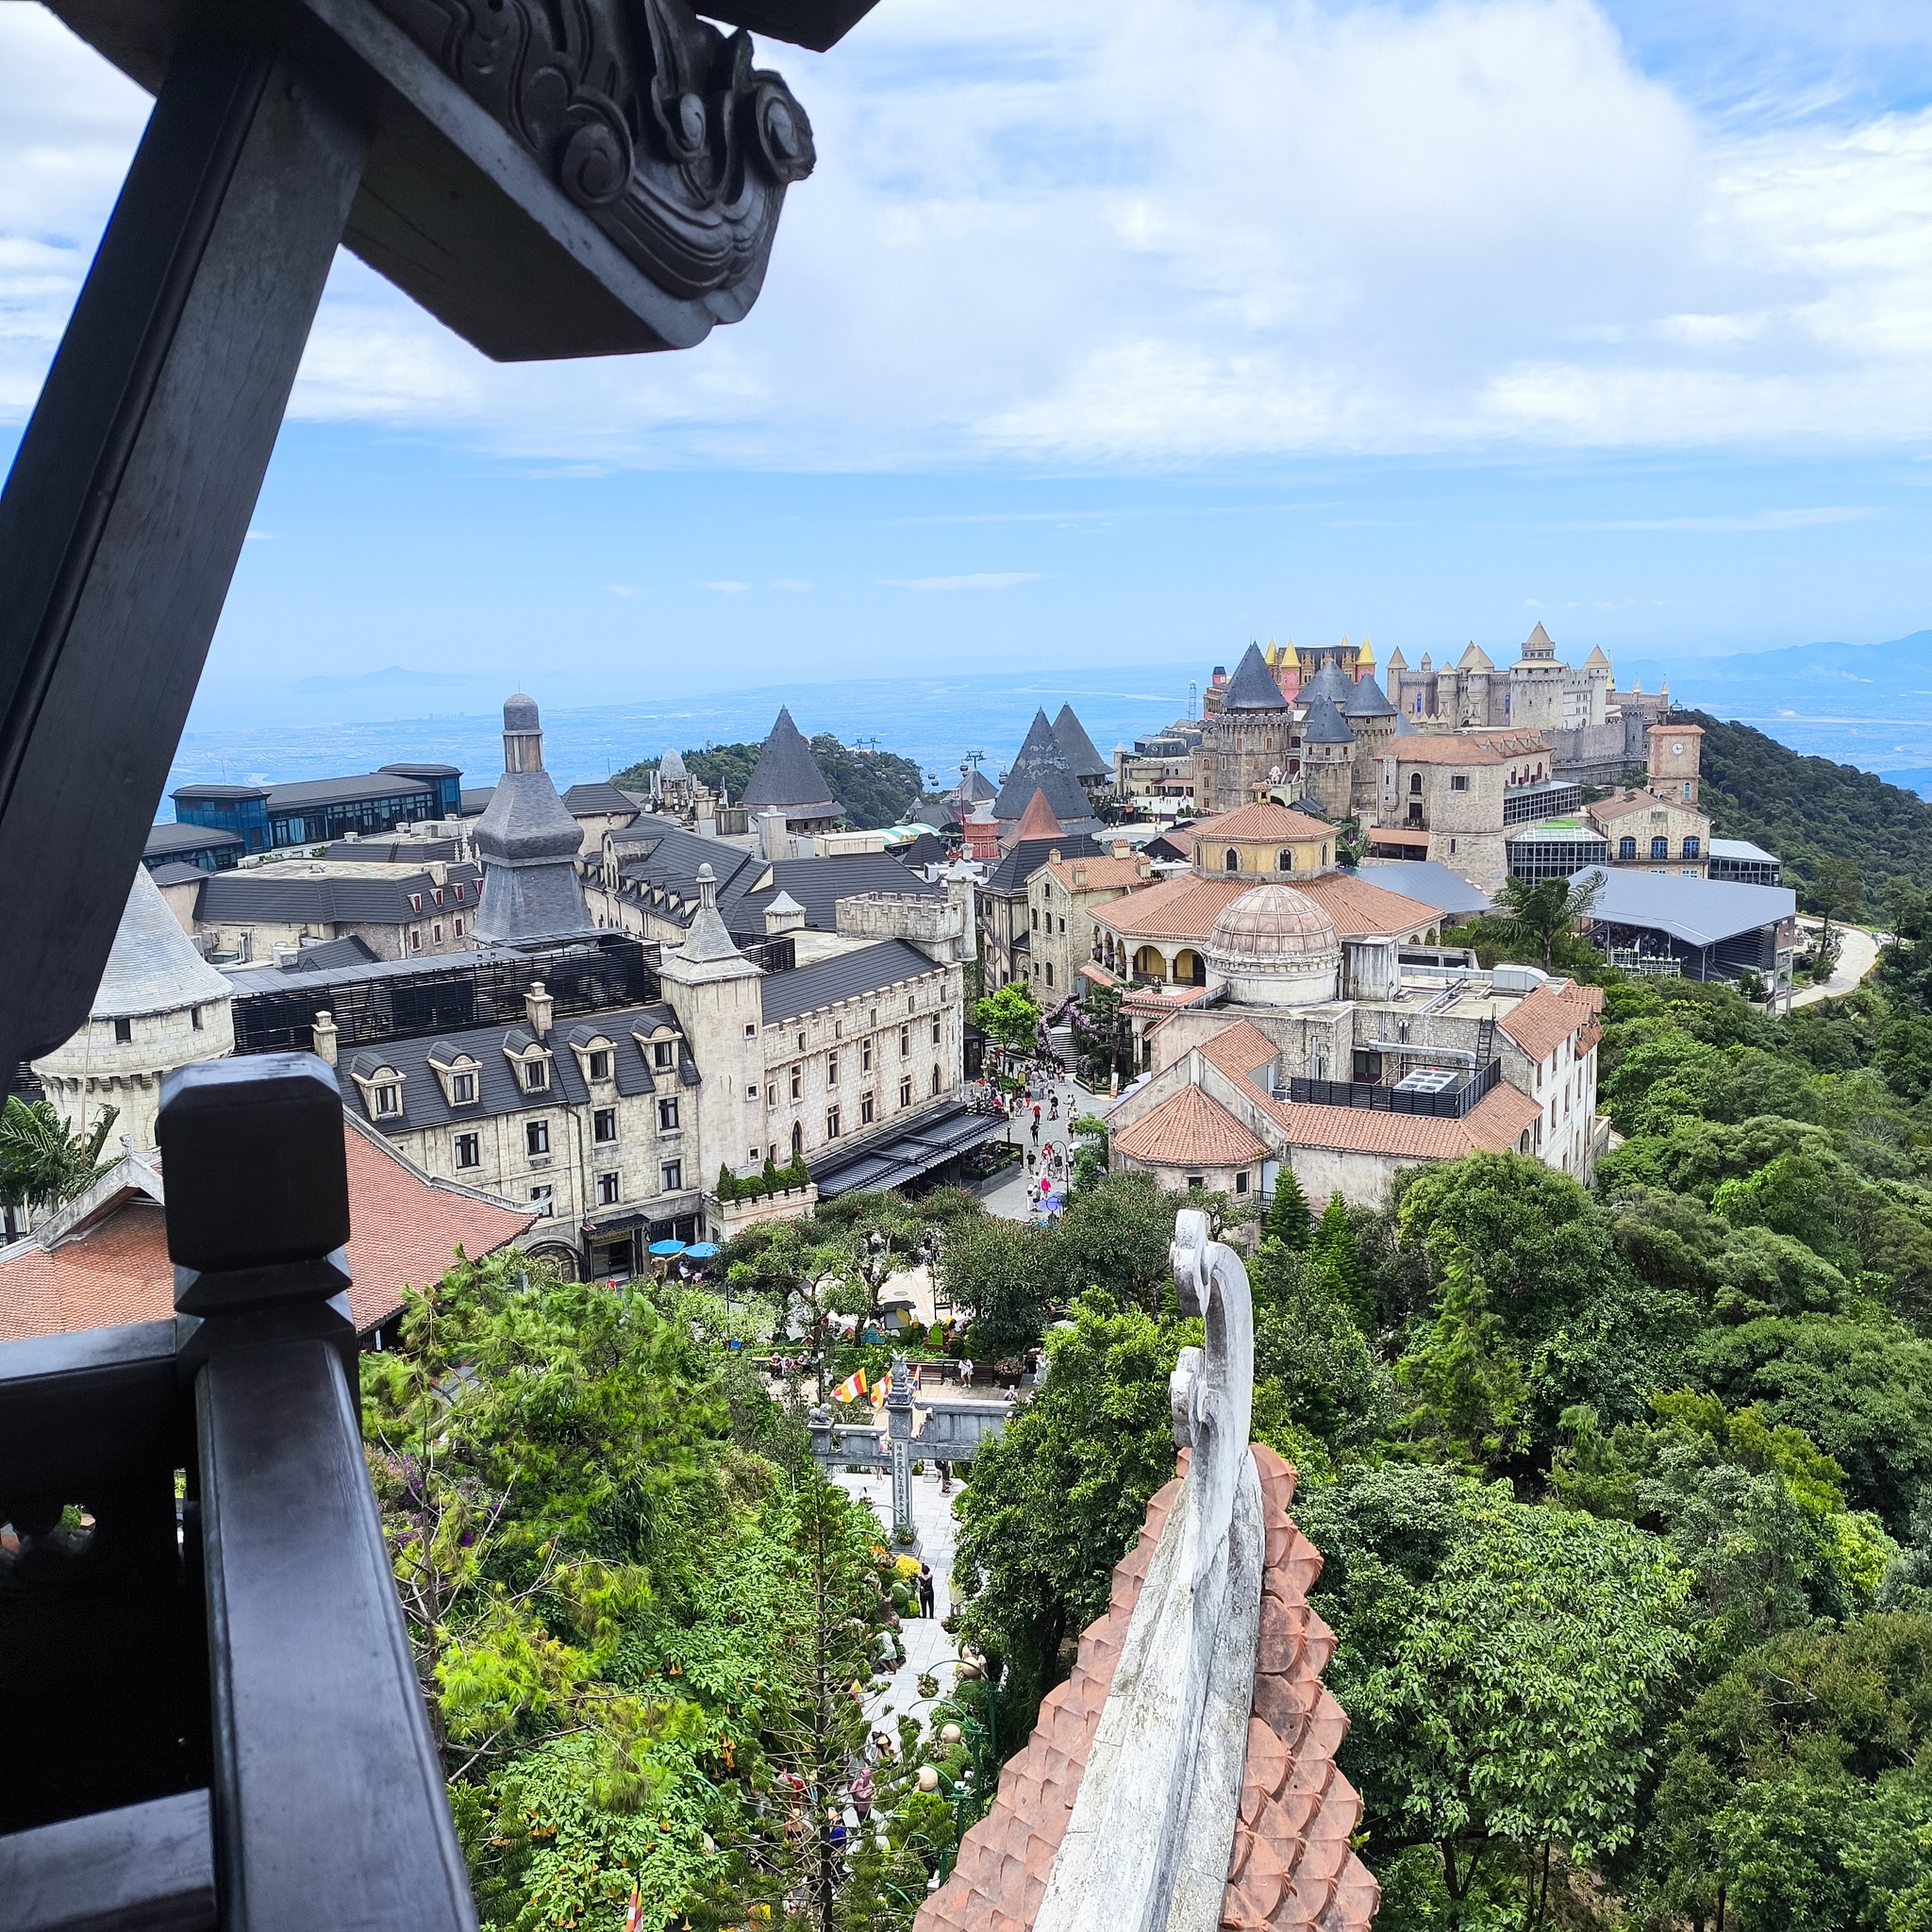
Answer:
0;1096;121;1217
1492;869;1606;974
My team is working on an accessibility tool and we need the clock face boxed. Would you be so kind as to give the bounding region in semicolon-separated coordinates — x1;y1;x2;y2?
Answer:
1672;742;1684;755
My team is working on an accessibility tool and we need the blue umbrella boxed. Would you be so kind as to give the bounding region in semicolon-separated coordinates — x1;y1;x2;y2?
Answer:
648;1240;687;1257
684;1242;720;1259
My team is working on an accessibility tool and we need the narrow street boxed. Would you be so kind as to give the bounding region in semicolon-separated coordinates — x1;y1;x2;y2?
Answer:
1790;923;1883;1008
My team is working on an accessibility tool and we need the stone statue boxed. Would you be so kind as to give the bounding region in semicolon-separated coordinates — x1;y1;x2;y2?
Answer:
1033;1208;1264;1932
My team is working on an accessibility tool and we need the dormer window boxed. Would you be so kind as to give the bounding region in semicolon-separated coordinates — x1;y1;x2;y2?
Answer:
451;1072;475;1104
588;1049;611;1081
374;1083;402;1118
654;1041;675;1071
432;889;443;907
409;893;423;912
523;1058;549;1092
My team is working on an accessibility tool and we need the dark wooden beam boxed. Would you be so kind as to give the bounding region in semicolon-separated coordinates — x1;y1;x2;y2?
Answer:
0;1789;217;1932
0;39;369;1076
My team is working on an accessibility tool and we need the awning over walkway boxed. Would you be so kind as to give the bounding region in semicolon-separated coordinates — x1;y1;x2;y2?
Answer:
811;1103;1011;1199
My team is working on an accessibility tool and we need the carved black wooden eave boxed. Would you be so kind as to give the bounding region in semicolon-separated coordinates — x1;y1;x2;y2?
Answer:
0;0;876;1921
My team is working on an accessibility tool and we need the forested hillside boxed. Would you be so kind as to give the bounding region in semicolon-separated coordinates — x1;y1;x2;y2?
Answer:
609;736;924;827
1690;708;1932;902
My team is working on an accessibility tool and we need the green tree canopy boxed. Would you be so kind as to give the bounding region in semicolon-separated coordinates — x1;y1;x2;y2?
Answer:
0;1094;119;1212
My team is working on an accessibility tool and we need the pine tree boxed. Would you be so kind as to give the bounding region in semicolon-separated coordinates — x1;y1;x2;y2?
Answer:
1309;1192;1374;1327
1396;1241;1527;1474
1264;1165;1313;1251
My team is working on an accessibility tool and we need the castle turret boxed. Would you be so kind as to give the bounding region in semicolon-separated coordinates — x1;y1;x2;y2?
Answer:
473;695;591;943
1507;624;1564;732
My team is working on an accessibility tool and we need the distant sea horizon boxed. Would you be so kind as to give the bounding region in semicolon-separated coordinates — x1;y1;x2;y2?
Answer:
161;658;1932;816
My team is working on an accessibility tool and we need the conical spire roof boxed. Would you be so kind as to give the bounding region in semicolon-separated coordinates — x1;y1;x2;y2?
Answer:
90;865;233;1019
1341;667;1397;718
1582;643;1612;670
1051;705;1109;782
992;710;1090;824
1457;641;1494;672
742;708;841;817
1221;643;1289;711
1299;658;1354;708
1522;621;1557;658
1298;693;1355;745
474;693;591;942
1012;789;1064;841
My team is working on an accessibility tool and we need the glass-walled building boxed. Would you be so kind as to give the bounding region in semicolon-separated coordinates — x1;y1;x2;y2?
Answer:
173;764;462;854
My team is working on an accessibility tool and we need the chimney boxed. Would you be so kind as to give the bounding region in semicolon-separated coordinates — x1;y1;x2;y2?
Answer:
312;1010;338;1066
525;979;555;1039
758;808;790;862
1111;840;1130;859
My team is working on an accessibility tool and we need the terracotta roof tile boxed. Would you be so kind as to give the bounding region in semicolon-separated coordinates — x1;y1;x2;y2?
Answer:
1043;855;1151;893
1264;1079;1541;1159
1112;1086;1270;1167
1012;791;1065;842
1586;788;1684;823
917;1443;1376;1932
1293;872;1441;940
1194;1021;1285;1098
0;1122;534;1344
1495;982;1599;1061
1382;736;1507;766
1193;804;1335;843
1094;868;1436;947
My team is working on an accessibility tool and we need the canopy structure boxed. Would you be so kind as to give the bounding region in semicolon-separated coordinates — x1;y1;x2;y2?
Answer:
810;1103;1010;1198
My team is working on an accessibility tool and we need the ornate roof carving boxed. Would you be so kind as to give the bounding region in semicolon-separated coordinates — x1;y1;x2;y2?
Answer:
375;0;814;318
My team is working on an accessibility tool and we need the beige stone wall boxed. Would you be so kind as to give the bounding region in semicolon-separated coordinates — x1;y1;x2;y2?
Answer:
1591;795;1709;874
36;1000;235;1153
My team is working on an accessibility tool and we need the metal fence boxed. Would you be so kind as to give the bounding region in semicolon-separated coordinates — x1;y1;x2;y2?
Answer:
1286;1055;1502;1118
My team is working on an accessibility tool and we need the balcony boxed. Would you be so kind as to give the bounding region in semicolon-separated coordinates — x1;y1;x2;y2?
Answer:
1287;1057;1502;1119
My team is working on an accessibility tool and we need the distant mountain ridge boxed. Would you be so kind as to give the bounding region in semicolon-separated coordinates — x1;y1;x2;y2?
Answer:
1672;629;1932;716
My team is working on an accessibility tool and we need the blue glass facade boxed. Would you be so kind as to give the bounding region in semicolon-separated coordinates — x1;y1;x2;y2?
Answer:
174;764;462;853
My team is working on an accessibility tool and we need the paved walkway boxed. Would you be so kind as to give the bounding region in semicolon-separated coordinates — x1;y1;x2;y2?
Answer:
1790;923;1883;1008
834;1462;966;1728
972;1055;1110;1224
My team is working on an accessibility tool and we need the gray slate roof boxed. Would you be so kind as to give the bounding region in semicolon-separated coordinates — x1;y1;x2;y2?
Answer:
1355;858;1490;919
1298;658;1355;708
742;708;841;816
981;832;1107;894
562;781;641;818
1298;693;1356;744
90;867;235;1019
148;861;211;887
281;935;380;973
461;788;496;815
1576;868;1796;948
719;853;941;941
196;864;482;926
1220;643;1288;712
759;940;941;1026
146;821;242;858
263;771;438;810
1052;705;1110;782
992;711;1091;824
340;1002;692;1135
323;838;458;864
1341;669;1397;718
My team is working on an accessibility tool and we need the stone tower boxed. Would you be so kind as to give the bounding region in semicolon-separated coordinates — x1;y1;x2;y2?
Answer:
1196;643;1295;813
32;865;236;1154
743;707;843;833
1296;692;1357;822
1341;666;1398;814
1508;622;1565;733
1647;721;1703;808
473;694;591;943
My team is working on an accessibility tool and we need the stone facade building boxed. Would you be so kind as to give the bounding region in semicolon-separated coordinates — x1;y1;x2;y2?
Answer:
1103;879;1605;1207
1020;847;1158;1000
32;865;236;1156
1581;724;1711;876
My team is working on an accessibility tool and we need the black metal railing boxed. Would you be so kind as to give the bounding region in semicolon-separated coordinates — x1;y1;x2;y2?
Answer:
1287;1056;1501;1118
0;1058;473;1929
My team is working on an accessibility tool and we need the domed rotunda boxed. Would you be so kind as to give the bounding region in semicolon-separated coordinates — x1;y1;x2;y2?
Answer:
1206;884;1341;1007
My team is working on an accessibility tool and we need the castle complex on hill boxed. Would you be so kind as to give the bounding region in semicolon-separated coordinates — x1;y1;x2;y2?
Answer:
1199;625;1671;810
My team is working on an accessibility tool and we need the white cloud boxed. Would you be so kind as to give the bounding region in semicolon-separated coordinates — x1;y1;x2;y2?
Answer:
706;580;751;593
7;0;1932;462
882;573;1042;591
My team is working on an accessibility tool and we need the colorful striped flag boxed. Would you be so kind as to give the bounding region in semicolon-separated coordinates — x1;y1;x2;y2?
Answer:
624;1884;643;1932
833;1367;869;1404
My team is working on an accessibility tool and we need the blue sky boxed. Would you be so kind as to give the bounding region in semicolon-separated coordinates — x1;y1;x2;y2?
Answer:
4;0;1932;726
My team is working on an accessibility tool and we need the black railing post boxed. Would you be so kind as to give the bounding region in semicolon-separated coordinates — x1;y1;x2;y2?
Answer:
160;1056;475;1932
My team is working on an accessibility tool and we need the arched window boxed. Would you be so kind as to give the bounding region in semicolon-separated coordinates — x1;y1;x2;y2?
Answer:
1321;845;1329;865
1224;848;1241;873
1277;848;1294;872
1683;836;1701;858
1408;774;1422;793
1651;836;1669;859
1619;837;1636;860
791;1121;804;1157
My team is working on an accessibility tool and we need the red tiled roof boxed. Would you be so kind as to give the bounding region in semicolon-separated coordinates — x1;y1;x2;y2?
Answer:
1267;1079;1541;1158
0;1123;534;1344
1382;736;1507;766
1112;1085;1269;1166
1195;1020;1281;1096
1093;869;1436;946
1012;791;1065;842
1495;982;1600;1061
1193;802;1334;843
917;1443;1376;1932
1044;855;1151;894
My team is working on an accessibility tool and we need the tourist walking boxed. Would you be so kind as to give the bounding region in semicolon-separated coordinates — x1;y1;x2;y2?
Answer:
917;1562;936;1617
